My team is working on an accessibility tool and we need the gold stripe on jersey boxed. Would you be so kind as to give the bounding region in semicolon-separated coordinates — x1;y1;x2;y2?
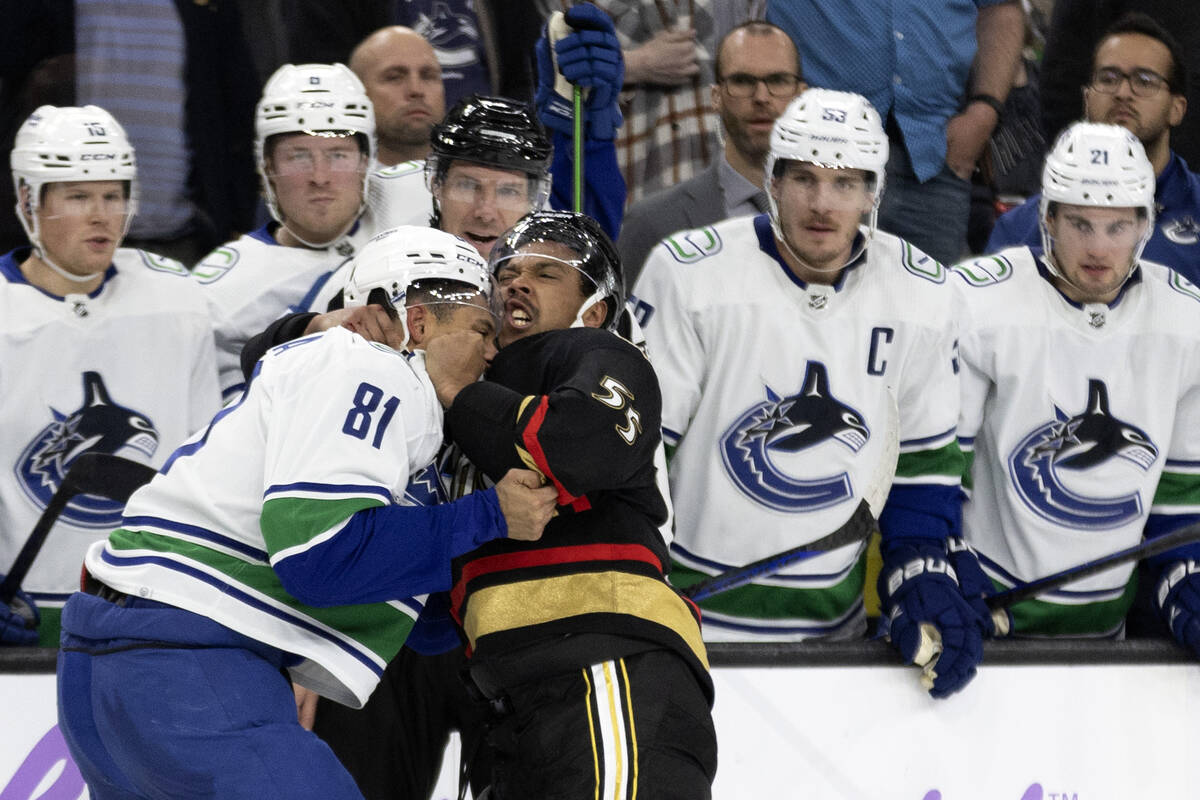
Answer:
461;571;709;670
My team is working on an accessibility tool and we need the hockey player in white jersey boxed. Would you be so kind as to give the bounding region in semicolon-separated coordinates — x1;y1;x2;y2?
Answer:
955;122;1200;653
56;225;558;799
0;105;220;647
192;62;437;401
633;88;985;697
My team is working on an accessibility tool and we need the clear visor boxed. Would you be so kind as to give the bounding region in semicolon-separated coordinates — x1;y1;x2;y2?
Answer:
491;251;598;296
772;163;878;213
266;132;368;177
39;188;131;221
437;172;544;214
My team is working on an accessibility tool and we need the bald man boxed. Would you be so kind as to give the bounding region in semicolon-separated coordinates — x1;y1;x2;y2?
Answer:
350;26;445;165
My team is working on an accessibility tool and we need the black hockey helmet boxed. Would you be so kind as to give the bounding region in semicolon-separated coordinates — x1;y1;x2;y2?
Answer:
428;95;552;179
490;210;625;330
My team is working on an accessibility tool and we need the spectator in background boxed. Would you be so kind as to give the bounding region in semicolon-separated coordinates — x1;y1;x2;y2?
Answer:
349;27;445;167
0;0;260;267
287;0;544;107
618;20;803;285
593;0;722;205
767;0;1025;266
0;106;220;647
1040;0;1200;172
987;13;1200;284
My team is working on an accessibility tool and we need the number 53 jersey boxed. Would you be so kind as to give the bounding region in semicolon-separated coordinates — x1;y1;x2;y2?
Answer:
632;216;964;641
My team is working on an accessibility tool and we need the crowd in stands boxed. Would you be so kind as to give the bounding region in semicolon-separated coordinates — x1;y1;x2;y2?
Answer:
3;1;1200;797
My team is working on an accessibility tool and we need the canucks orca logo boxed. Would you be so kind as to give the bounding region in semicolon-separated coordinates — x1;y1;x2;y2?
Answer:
720;361;868;511
15;372;159;529
1009;379;1157;529
1163;215;1199;246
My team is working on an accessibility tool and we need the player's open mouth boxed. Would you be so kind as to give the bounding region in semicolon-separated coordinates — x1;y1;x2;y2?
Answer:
506;303;534;328
464;232;498;246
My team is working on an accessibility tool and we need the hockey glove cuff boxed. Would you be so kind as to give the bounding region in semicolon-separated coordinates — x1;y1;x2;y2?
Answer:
1156;559;1200;659
947;537;1010;637
879;540;985;699
0;578;40;646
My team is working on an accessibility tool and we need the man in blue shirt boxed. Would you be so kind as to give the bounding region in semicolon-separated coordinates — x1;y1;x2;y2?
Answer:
987;13;1200;284
766;0;1024;266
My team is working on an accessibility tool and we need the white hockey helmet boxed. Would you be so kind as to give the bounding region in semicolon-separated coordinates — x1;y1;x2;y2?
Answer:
11;105;138;252
765;89;889;269
256;63;376;235
342;225;495;346
1038;122;1156;284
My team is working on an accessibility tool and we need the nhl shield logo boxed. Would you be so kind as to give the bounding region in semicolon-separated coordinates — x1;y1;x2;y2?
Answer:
1008;379;1157;529
720;361;867;511
15;372;159;529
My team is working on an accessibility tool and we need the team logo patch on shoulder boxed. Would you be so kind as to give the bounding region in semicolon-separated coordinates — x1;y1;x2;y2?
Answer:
901;242;945;283
720;361;867;511
375;160;424;179
661;226;722;264
1009;379;1157;529
137;250;188;276
951;255;1014;286
403;463;448;506
191;246;240;284
16;372;159;529
1167;270;1200;303
1163;215;1199;246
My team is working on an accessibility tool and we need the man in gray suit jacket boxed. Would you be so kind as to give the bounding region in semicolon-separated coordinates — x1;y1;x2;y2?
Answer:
619;21;803;285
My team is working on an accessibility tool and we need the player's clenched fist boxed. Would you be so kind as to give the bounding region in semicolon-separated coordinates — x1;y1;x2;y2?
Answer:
494;469;559;541
425;330;496;407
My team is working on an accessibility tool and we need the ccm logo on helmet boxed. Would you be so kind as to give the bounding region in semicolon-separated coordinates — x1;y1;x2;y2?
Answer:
80;154;117;160
298;101;335;110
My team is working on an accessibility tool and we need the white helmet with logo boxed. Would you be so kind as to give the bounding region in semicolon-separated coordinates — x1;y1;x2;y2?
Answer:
343;225;494;347
765;89;889;270
11;105;138;256
1039;122;1156;285
256;63;376;240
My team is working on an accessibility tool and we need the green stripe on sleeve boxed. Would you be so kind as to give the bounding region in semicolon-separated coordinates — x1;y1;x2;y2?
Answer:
896;440;965;480
260;495;387;553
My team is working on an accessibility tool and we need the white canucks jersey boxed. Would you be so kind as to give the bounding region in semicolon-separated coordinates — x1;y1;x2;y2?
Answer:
0;248;220;631
632;215;962;641
85;326;444;707
955;247;1200;636
193;161;431;399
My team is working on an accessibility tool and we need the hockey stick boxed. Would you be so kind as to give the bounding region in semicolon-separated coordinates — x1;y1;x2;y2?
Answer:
0;452;155;604
984;520;1200;612
683;392;901;602
573;85;584;213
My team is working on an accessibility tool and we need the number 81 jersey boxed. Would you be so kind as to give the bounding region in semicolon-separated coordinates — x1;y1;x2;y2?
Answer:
84;326;443;707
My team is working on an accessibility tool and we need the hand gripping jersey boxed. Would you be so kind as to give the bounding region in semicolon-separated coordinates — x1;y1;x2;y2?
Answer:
632;215;964;641
0;247;220;633
444;327;712;700
83;327;445;707
192;162;432;399
955;246;1200;636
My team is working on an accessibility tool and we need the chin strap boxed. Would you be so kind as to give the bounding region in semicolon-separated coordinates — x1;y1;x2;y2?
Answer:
34;247;101;284
570;287;607;329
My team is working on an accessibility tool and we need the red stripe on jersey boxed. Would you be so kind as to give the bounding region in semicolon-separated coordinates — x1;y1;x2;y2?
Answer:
520;396;586;508
451;543;665;613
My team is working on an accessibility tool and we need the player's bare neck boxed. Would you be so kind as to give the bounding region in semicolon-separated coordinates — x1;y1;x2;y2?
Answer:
20;252;103;297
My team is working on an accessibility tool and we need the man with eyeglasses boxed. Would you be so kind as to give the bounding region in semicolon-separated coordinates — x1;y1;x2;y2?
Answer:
618;21;804;285
988;13;1200;284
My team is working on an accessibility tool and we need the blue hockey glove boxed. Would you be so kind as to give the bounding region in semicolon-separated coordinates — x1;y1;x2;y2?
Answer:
879;539;985;699
947;537;1010;637
1156;560;1200;659
0;578;40;646
535;3;624;140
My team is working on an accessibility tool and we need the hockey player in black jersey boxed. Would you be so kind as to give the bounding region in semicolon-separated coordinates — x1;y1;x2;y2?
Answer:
428;210;716;799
